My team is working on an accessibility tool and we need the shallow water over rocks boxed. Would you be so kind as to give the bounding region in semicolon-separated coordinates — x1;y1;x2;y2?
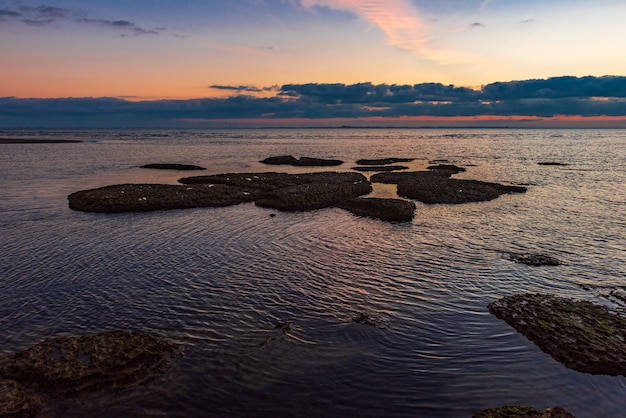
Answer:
1;128;625;417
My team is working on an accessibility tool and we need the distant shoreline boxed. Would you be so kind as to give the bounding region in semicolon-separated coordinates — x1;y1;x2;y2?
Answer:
0;138;83;144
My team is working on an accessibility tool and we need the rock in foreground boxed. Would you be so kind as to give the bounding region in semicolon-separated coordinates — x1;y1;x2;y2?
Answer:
337;197;415;222
473;405;575;418
68;183;262;213
0;330;179;417
488;293;626;375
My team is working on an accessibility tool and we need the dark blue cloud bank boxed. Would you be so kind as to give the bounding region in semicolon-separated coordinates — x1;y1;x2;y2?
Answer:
2;76;626;128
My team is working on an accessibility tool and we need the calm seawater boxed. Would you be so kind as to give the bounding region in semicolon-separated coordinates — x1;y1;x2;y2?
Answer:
0;128;625;417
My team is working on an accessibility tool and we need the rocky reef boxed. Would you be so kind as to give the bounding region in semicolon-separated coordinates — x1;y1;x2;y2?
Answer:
69;157;526;219
488;293;626;375
473;405;575;418
0;330;180;417
260;155;343;166
68;171;418;222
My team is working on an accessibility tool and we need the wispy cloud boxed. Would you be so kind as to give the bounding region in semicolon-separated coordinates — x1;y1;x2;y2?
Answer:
300;0;429;52
0;4;164;36
297;0;485;65
76;18;160;36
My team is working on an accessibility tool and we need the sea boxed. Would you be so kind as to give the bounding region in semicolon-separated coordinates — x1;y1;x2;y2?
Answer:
0;128;625;417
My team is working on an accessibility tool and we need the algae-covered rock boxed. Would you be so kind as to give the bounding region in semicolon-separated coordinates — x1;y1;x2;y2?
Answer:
472;405;542;418
337;197;415;222
0;330;180;399
0;379;44;418
0;330;180;416
488;293;626;375
472;405;575;418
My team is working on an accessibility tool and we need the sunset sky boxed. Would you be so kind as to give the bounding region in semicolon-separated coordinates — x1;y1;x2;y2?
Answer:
2;0;626;127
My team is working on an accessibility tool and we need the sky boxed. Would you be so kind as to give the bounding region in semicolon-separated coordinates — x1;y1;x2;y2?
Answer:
1;0;626;127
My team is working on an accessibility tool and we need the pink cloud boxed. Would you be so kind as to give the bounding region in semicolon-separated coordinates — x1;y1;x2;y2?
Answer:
300;0;429;51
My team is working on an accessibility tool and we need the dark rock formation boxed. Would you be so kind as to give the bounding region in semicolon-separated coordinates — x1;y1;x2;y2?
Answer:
351;165;409;172
426;164;466;173
0;331;179;416
140;163;206;170
538;162;569;166
255;181;372;211
260;155;343;166
337;197;415;222
488;293;626;375
506;252;561;266
473;405;575;418
259;155;299;165
396;176;526;204
356;158;414;165
68;183;262;213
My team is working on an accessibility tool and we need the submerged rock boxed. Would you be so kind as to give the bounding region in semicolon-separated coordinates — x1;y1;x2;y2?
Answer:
68;183;261;213
472;405;575;418
260;155;343;166
507;252;561;266
488;293;626;375
337;197;415;222
352;312;384;328
0;330;180;416
140;163;206;170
